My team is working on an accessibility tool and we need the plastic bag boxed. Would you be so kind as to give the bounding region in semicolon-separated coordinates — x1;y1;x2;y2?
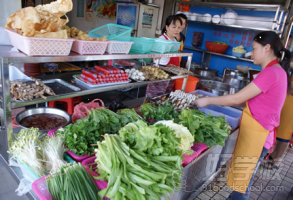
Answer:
72;98;104;123
146;80;174;98
9;159;39;196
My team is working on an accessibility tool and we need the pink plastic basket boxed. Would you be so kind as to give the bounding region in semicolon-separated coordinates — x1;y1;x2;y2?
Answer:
5;29;74;56
182;143;208;167
32;166;108;200
66;150;91;162
81;155;97;169
71;40;109;55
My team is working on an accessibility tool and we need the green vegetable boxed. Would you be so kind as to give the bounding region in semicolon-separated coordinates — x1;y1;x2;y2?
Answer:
213;41;228;45
138;102;179;124
94;134;182;199
117;108;146;122
46;162;102;200
119;120;182;157
155;120;195;156
177;108;231;147
58;107;140;156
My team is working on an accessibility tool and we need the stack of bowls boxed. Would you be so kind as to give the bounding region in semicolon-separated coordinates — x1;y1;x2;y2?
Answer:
24;63;42;77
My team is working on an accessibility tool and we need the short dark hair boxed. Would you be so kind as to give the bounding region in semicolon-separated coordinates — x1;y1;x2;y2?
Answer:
162;15;182;34
176;13;187;21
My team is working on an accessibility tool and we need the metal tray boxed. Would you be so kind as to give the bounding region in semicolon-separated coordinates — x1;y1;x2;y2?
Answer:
73;75;131;89
42;79;81;95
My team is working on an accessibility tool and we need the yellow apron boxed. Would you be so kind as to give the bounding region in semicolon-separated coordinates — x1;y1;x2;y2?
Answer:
276;94;293;140
227;102;270;194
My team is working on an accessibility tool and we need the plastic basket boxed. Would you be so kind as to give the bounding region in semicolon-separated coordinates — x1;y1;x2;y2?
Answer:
32;167;108;200
182;143;208;167
71;40;109;55
66;150;91;162
188;89;218;97
198;105;242;129
130;37;155;54
88;23;132;40
170;40;182;52
6;29;74;56
106;41;133;54
151;39;173;53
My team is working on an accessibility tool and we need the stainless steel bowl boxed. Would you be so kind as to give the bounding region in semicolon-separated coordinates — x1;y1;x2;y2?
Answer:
223;75;250;89
15;107;70;132
195;68;218;79
223;68;245;77
199;80;234;95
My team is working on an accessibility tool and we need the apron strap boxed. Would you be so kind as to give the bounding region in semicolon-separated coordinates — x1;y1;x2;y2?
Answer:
265;128;276;159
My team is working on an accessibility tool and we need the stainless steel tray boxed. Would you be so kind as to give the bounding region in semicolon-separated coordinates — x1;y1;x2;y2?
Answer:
42;79;81;95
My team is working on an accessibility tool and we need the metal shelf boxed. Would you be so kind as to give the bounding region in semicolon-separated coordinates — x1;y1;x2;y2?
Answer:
184;46;254;63
11;75;187;108
186;20;281;34
0;46;193;161
174;1;287;12
0;46;193;64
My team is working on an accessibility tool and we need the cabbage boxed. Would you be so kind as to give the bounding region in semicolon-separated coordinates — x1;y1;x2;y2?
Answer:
155;120;195;156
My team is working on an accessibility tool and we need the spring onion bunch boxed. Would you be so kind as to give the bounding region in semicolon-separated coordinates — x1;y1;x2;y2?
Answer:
46;162;102;200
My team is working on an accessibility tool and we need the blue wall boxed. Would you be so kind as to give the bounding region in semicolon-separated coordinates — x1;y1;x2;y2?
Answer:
184;6;285;75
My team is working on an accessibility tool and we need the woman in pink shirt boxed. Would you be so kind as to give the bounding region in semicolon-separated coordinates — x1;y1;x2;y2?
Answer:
194;31;292;200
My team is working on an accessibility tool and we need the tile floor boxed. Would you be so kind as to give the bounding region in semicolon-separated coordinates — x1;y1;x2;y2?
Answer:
195;148;293;200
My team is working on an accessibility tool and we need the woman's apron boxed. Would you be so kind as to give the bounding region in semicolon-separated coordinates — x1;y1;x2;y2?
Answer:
162;34;180;67
276;82;293;140
226;102;271;193
227;59;280;194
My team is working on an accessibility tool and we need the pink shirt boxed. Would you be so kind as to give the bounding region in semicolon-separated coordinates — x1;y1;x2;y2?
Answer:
248;65;287;149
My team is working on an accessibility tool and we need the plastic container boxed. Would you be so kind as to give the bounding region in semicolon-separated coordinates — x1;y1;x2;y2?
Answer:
88;23;132;40
198;105;242;129
106;41;133;54
130;37;155;53
205;41;229;54
174;76;199;93
66;150;91;162
151;39;173;53
188;89;218;97
182;143;208;167
71;40;109;55
32;166;108;200
170;40;182;52
6;30;74;56
232;52;245;58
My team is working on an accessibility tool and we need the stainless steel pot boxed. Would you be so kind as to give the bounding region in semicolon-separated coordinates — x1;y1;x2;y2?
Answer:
223;75;250;89
15;107;71;133
223;68;245;77
195;68;218;78
199;80;234;95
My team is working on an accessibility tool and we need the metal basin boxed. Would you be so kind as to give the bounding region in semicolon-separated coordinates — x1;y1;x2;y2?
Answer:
199;80;234;95
15;107;70;133
223;68;245;77
195;68;218;79
223;75;250;89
